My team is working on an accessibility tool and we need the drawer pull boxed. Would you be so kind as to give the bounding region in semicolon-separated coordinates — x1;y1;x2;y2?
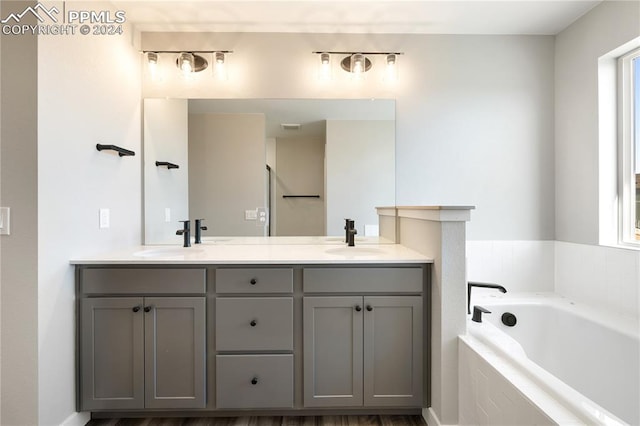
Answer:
132;306;141;313
251;377;258;385
250;278;257;285
366;305;373;312
355;305;362;312
250;319;257;327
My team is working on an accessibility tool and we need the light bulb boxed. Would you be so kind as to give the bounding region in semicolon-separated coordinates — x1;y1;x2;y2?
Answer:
384;54;398;83
319;52;331;81
178;52;194;74
214;52;227;80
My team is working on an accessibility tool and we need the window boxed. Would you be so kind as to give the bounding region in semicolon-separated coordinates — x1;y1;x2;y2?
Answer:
619;47;640;244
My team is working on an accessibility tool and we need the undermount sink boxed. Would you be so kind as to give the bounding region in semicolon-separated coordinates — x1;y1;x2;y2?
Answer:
325;247;385;256
133;247;204;258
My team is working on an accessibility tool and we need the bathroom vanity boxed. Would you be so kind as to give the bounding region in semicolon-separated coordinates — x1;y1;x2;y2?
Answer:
72;242;432;416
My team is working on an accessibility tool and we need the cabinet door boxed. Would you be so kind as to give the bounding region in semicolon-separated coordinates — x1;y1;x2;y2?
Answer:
144;297;206;409
363;296;423;406
80;297;144;410
303;296;363;407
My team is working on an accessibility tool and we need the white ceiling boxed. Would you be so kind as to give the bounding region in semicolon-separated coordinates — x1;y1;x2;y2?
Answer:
113;0;602;35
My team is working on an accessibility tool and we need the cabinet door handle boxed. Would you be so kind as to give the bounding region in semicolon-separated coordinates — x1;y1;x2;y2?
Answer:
251;377;258;385
366;305;373;312
250;278;258;285
144;306;152;313
250;319;257;327
132;306;141;313
355;305;362;312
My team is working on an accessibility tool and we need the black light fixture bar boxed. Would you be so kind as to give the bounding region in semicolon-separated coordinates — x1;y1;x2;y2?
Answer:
312;51;403;56
142;50;233;54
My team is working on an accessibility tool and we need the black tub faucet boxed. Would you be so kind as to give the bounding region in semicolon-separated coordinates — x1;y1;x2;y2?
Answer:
194;219;207;244
176;220;191;247
467;281;507;314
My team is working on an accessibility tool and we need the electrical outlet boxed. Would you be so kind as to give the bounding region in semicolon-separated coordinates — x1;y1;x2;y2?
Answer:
99;208;110;229
256;207;268;226
0;207;10;235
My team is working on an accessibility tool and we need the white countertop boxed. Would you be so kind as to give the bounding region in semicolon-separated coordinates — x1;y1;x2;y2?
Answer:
70;239;432;265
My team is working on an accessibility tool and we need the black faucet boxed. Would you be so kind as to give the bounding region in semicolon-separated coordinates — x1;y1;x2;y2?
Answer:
344;218;352;243
467;281;506;314
176;220;191;247
346;219;357;247
471;306;491;323
194;219;207;244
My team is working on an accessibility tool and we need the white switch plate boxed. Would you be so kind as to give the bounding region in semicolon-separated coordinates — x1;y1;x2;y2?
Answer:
99;208;110;229
245;209;257;220
0;207;10;235
165;208;171;222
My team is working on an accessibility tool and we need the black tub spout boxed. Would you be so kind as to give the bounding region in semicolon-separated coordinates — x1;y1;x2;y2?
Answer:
467;281;507;314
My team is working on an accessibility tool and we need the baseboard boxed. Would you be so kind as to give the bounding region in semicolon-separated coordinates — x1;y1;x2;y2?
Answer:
61;411;90;426
423;407;454;426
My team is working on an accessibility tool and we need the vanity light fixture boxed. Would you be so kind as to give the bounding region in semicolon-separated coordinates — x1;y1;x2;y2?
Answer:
313;51;403;81
141;50;233;77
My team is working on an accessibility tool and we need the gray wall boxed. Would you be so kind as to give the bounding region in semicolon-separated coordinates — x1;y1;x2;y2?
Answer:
144;99;189;244
326;120;395;236
142;32;556;241
555;1;640;245
0;2;38;424
36;3;142;424
275;135;325;236
189;113;266;236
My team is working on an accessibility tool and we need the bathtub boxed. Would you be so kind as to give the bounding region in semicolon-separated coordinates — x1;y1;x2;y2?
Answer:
460;295;639;425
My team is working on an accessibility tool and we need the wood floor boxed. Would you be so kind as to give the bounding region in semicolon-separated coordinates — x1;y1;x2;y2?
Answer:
86;415;427;426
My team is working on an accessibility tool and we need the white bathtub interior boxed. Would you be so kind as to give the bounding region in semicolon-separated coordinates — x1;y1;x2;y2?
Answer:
461;294;640;425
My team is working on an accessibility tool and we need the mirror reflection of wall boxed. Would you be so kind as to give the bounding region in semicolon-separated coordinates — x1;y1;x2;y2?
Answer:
143;99;395;244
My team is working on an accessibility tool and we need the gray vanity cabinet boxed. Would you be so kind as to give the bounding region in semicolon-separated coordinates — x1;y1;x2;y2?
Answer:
303;296;422;408
80;296;206;410
78;268;207;411
80;297;144;410
303;267;423;409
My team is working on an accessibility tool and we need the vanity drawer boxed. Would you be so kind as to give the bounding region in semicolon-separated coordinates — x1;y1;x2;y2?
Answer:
303;267;423;293
216;354;293;409
80;268;206;295
216;268;293;293
215;297;293;351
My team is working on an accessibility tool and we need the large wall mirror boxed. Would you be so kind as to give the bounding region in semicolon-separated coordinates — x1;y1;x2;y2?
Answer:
143;98;395;244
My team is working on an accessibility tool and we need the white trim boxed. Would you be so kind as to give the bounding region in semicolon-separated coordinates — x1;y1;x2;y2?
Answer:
618;45;640;246
423;407;451;426
60;411;90;426
397;208;472;222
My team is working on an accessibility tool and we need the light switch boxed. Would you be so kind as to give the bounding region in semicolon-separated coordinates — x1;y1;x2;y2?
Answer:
0;207;10;235
99;208;110;229
245;209;257;220
165;208;171;223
